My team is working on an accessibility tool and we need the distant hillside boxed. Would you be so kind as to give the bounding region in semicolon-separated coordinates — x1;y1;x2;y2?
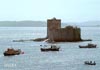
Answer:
0;21;46;27
0;21;100;27
62;21;100;27
80;21;100;27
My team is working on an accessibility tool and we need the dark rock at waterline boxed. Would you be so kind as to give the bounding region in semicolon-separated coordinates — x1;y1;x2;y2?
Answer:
33;38;92;42
81;39;92;41
12;38;92;43
13;40;25;42
32;38;47;41
13;39;33;42
12;38;47;42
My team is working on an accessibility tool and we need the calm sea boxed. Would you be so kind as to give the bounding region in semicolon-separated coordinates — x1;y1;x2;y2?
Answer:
0;27;100;70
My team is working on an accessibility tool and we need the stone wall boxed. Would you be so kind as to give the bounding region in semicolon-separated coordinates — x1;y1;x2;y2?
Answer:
73;27;81;41
49;26;81;42
47;18;82;42
47;18;61;38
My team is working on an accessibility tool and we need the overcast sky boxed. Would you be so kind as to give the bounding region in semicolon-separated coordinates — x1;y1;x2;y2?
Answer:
0;0;99;22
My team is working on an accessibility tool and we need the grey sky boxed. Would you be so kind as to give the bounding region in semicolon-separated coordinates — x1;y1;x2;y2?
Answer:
0;0;99;22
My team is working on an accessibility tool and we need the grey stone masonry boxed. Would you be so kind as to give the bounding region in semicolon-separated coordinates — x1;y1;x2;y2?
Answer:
47;18;82;42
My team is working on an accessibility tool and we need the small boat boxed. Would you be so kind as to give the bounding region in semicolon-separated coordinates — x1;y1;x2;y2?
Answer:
3;48;22;56
84;61;96;65
40;45;60;51
79;43;96;48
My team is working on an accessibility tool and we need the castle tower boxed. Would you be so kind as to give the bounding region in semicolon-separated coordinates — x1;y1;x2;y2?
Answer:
47;17;61;38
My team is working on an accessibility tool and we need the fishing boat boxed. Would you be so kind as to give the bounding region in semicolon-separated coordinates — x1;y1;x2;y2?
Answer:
40;44;60;51
84;61;96;65
79;43;96;48
3;48;23;56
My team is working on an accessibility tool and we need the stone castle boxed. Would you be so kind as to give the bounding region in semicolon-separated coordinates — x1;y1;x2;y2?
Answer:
47;18;82;42
13;17;91;42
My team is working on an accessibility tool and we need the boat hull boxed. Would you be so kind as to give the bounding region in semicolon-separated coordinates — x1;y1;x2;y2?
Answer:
84;62;96;65
41;48;59;51
79;45;96;48
3;49;21;56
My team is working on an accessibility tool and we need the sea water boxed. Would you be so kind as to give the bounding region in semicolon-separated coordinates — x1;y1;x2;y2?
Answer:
0;27;100;70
